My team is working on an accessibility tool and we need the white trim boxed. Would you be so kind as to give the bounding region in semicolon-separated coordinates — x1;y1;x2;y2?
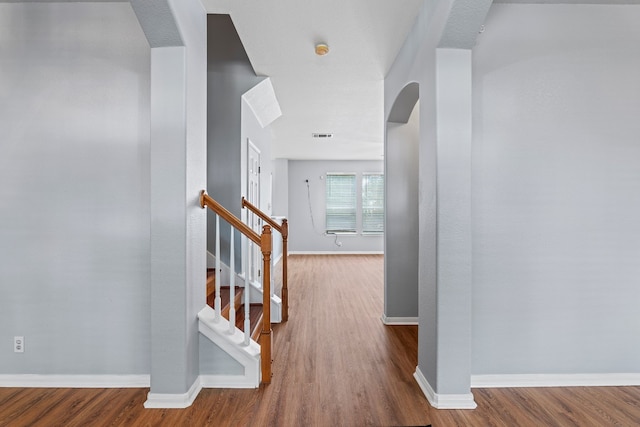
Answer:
247;281;282;323
471;373;640;388
381;315;418;325
207;250;216;268
326;231;358;236
0;374;149;388
200;374;261;389
273;252;283;266
144;377;202;409
289;251;384;255
414;367;477;410
198;305;261;388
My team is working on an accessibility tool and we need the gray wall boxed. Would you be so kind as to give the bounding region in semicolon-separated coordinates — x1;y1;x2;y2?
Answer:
385;103;420;319
0;3;150;375
207;14;263;265
199;335;242;375
288;160;384;253
272;159;289;218
471;4;640;375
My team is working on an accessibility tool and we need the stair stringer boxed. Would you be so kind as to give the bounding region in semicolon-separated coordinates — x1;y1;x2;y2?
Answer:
248;281;282;323
198;305;261;388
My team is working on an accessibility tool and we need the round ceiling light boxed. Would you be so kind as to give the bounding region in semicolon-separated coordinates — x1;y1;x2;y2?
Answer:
315;43;329;56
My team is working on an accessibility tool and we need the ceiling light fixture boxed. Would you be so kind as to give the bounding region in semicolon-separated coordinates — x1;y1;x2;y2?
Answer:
315;43;329;56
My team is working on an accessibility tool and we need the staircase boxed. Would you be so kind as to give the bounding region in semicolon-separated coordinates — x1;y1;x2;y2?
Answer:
198;190;289;387
207;269;264;342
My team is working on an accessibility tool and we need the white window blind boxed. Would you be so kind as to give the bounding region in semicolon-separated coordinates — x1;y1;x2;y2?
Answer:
362;173;384;233
325;173;356;232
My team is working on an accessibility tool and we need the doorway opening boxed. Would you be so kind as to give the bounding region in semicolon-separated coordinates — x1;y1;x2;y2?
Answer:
384;82;420;325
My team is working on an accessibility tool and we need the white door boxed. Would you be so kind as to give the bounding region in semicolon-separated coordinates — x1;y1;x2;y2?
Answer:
247;140;261;285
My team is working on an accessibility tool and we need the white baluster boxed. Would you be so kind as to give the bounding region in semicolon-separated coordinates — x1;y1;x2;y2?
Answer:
244;234;251;346
228;227;236;335
214;215;221;322
271;245;275;300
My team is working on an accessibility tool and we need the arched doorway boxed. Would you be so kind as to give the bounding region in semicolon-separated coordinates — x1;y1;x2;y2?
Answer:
383;82;420;324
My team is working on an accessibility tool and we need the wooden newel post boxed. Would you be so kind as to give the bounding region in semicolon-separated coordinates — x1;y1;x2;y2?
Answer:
281;219;289;322
260;224;272;383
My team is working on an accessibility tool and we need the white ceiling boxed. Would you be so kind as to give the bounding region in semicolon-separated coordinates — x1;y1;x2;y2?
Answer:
202;0;422;160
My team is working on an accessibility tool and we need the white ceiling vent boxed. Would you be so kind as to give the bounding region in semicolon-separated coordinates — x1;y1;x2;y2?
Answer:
312;133;334;139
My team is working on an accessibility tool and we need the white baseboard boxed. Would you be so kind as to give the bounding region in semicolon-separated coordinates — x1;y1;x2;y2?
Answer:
381;314;418;325
206;250;219;269
144;377;202;409
471;373;640;388
0;374;150;388
414;367;477;410
200;374;260;389
289;251;384;255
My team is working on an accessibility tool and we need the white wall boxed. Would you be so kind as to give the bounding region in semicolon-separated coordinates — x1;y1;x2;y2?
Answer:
0;3;150;375
472;4;640;376
288;160;384;253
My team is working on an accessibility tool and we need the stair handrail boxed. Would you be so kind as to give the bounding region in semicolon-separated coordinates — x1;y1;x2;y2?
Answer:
202;191;260;245
201;190;273;384
241;197;289;322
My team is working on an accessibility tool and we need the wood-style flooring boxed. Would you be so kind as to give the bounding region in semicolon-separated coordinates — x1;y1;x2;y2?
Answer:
1;255;639;426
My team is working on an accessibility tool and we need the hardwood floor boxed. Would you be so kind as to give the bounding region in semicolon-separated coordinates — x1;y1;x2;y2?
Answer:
2;255;639;426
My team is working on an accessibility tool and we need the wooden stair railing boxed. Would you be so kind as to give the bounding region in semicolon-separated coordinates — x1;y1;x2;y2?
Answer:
200;190;273;384
242;197;289;322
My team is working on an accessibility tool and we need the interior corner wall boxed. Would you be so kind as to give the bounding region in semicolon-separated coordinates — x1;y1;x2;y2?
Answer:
0;3;151;375
385;103;420;319
207;67;261;216
206;15;263;264
287;160;384;253
471;4;640;376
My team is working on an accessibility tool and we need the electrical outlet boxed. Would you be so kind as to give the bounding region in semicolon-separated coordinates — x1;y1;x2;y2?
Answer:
14;336;24;353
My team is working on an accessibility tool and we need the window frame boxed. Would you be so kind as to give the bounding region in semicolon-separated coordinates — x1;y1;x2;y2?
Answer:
325;173;357;234
361;173;385;235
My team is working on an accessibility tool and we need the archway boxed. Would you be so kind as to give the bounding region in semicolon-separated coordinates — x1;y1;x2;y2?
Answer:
383;82;420;324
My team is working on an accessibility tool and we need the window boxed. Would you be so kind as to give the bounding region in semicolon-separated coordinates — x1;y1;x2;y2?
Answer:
325;173;356;233
362;173;384;233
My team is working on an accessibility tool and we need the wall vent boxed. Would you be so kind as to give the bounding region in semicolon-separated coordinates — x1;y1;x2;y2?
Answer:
312;133;333;139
